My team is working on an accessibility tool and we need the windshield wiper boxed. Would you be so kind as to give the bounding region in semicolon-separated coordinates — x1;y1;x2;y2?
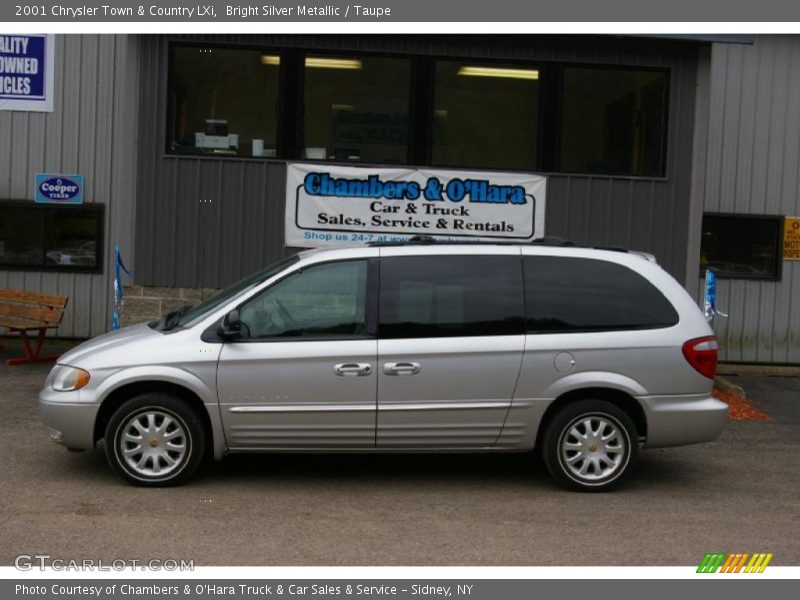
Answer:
161;304;193;331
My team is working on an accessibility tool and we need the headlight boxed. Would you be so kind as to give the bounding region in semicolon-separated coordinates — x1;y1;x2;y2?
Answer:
51;366;91;392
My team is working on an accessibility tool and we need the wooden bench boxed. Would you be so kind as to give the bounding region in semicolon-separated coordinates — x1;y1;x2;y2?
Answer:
0;288;68;365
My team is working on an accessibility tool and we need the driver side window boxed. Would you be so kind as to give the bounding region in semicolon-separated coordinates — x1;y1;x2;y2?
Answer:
238;260;368;340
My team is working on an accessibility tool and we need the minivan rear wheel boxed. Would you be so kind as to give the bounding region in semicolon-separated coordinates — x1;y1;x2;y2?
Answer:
542;400;638;492
104;393;206;487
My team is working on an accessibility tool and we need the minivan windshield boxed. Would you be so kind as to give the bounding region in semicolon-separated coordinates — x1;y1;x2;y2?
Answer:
152;255;299;331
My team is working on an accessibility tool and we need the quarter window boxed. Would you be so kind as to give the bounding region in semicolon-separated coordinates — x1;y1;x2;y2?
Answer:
379;255;524;338
238;260;368;339
523;256;678;333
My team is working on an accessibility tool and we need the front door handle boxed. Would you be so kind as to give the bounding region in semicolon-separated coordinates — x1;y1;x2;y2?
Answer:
383;362;421;376
334;363;372;377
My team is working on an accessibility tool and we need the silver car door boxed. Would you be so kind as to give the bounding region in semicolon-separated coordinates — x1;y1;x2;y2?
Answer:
376;249;525;448
217;258;378;448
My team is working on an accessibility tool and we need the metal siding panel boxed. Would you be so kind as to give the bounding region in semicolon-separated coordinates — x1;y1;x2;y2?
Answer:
26;113;46;193
78;36;98;197
43;36;65;174
60;37;81;174
0;35;140;338
10;113;29;196
704;36;800;363
718;45;743;213
0;112;12;197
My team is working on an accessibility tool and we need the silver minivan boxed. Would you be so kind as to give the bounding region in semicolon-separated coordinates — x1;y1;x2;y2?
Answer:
39;240;728;491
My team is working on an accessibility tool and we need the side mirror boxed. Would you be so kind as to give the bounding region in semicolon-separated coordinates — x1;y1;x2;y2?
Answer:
218;309;242;341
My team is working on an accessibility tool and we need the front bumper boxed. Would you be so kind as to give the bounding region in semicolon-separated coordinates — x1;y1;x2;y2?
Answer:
39;389;100;450
640;394;728;448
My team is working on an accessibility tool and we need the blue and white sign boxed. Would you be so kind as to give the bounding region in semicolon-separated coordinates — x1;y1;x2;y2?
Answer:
35;173;84;204
285;163;546;248
0;34;55;112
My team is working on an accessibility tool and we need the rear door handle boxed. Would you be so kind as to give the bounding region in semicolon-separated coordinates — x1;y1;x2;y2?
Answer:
383;362;421;376
334;363;372;377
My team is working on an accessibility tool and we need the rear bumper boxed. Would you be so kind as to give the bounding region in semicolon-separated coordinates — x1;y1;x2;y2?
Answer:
640;394;728;448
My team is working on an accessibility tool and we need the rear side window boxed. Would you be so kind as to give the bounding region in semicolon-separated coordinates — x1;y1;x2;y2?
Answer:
523;256;679;333
379;255;524;338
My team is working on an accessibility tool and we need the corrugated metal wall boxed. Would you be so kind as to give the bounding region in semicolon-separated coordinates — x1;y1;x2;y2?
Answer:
705;36;800;363
135;35;700;288
0;34;140;338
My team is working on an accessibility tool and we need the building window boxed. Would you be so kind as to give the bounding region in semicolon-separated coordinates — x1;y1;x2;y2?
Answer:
432;61;540;170
302;55;411;163
0;201;104;272
168;45;281;158
165;43;674;177
701;214;783;280
559;67;667;176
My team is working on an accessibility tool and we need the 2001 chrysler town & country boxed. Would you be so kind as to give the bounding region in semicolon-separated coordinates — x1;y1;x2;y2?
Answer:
39;240;728;491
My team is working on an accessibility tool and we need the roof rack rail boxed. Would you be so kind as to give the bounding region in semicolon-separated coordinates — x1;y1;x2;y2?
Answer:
367;235;630;253
530;236;577;247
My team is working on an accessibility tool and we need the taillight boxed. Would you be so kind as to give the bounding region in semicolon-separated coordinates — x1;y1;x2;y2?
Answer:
682;336;718;379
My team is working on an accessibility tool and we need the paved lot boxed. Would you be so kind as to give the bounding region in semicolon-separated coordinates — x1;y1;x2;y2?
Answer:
1;338;798;566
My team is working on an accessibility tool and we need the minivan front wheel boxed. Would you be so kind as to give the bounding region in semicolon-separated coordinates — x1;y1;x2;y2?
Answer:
542;400;638;492
105;394;206;486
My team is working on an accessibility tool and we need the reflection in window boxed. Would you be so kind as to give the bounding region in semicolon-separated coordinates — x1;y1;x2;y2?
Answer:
701;214;783;280
432;61;539;169
303;55;411;163
0;207;45;266
45;211;99;268
238;260;368;339
0;202;103;272
523;256;678;333
379;256;524;338
560;68;667;176
169;46;280;158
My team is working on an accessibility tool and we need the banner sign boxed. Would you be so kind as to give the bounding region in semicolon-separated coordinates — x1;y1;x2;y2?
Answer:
0;34;55;112
34;173;84;204
285;163;546;248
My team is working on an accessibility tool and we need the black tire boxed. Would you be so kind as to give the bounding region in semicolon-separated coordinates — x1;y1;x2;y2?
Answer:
104;393;206;487
541;400;638;492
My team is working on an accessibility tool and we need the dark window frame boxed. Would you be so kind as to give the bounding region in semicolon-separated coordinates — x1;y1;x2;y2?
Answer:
700;212;784;281
226;257;379;343
298;49;416;165
554;63;671;178
377;254;526;339
165;41;288;159
522;255;680;334
164;41;672;178
427;56;546;172
0;199;105;274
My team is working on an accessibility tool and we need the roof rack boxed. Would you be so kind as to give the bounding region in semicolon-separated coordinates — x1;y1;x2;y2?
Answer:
368;235;629;253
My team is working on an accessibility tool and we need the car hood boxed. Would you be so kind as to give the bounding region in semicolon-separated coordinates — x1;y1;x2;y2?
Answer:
57;322;165;367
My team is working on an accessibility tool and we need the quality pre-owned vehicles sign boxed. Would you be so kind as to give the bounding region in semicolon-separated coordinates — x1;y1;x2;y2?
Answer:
0;34;54;112
285;163;546;248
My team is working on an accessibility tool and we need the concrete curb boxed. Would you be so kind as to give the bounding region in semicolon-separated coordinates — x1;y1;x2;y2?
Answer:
718;363;800;377
714;375;746;398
